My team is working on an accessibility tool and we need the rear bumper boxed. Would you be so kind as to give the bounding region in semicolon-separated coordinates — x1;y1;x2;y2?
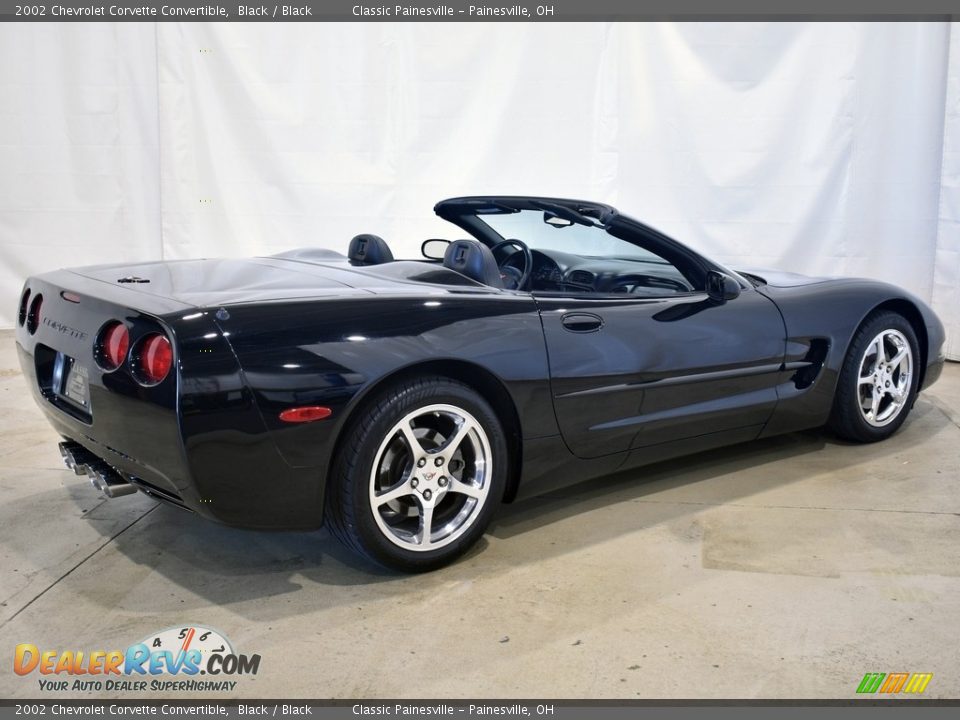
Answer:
15;273;329;530
17;340;193;506
20;336;329;528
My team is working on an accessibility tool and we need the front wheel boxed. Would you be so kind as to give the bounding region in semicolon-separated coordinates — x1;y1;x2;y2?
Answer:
325;377;507;572
829;311;920;443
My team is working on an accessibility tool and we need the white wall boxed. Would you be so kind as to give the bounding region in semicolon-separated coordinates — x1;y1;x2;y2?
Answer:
2;22;957;358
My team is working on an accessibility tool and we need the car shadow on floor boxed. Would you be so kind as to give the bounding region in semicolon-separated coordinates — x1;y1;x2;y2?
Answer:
491;428;832;539
16;397;948;622
493;398;949;535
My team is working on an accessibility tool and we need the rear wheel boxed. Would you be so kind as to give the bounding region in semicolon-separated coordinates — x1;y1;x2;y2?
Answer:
829;311;920;443
325;376;506;572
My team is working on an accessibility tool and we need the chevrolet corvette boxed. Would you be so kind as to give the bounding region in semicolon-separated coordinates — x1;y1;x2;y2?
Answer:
15;196;946;571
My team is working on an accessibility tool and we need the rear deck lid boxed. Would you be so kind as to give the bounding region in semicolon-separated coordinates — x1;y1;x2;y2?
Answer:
68;257;365;306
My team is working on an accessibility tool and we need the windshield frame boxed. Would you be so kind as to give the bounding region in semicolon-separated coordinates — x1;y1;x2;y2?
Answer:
434;195;748;293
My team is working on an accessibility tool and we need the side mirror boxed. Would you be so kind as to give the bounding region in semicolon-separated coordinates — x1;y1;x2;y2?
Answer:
706;271;741;302
421;239;450;260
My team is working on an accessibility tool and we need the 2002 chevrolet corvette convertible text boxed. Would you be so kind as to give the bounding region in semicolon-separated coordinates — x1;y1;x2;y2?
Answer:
15;196;946;571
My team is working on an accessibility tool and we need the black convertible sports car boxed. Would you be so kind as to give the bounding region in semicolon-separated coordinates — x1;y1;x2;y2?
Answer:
15;196;945;571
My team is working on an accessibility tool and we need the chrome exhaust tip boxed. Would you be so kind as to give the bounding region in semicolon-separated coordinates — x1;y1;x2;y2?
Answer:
59;441;138;499
85;464;138;499
59;441;92;476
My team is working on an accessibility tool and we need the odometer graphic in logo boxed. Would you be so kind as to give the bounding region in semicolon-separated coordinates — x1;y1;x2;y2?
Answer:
140;625;234;674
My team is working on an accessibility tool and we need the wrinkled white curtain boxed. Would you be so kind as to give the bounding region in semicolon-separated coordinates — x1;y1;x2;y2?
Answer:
0;23;160;316
933;23;960;360
2;22;958;358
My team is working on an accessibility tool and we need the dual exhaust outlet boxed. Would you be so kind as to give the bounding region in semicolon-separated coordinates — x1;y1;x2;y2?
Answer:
58;441;138;499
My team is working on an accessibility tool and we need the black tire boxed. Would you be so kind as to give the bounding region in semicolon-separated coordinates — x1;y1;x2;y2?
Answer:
325;376;507;572
829;311;921;443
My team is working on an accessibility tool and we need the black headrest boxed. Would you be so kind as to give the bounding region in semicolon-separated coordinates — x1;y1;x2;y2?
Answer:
348;234;394;266
442;240;503;289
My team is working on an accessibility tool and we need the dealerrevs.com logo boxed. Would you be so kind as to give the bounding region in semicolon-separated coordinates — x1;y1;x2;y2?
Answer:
14;625;261;693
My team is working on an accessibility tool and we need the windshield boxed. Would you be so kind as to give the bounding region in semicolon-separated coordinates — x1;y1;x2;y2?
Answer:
476;209;667;263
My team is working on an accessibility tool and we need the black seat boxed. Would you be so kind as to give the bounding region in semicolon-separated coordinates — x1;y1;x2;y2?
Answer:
348;234;394;266
442;239;503;289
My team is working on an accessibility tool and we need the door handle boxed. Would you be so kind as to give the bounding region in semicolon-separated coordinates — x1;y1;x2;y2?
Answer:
561;312;604;333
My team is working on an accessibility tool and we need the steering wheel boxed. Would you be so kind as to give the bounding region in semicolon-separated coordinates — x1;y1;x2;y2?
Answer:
489;238;533;291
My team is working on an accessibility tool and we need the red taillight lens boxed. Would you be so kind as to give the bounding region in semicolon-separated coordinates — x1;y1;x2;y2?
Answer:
137;334;172;385
97;322;129;371
18;288;31;327
27;294;43;334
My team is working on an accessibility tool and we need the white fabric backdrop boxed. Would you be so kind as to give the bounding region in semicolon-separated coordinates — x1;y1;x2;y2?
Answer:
2;22;958;358
0;23;160;316
933;23;960;361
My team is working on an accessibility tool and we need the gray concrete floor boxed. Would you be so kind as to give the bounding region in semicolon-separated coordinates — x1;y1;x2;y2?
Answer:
1;328;958;699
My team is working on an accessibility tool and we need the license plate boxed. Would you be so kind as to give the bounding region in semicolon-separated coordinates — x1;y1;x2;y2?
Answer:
55;353;90;410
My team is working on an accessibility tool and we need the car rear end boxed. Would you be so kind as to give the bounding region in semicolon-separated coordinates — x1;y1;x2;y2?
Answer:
16;269;195;508
16;260;359;530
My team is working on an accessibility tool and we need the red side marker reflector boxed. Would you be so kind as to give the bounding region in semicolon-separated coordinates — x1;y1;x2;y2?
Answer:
61;291;81;303
279;406;333;423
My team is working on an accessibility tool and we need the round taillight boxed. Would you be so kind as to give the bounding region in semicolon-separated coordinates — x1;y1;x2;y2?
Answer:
18;288;31;327
26;294;43;334
135;334;173;385
96;322;129;371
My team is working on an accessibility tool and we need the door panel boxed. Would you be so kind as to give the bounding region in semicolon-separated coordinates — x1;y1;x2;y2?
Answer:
536;289;786;459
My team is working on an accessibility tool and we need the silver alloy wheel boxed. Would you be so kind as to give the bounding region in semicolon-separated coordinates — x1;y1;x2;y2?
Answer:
368;403;492;552
857;329;913;427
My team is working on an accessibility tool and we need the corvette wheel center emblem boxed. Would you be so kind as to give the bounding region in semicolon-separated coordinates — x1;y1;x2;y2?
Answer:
410;456;452;502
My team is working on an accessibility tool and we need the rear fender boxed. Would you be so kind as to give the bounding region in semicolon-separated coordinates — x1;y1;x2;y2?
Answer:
215;294;554;480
